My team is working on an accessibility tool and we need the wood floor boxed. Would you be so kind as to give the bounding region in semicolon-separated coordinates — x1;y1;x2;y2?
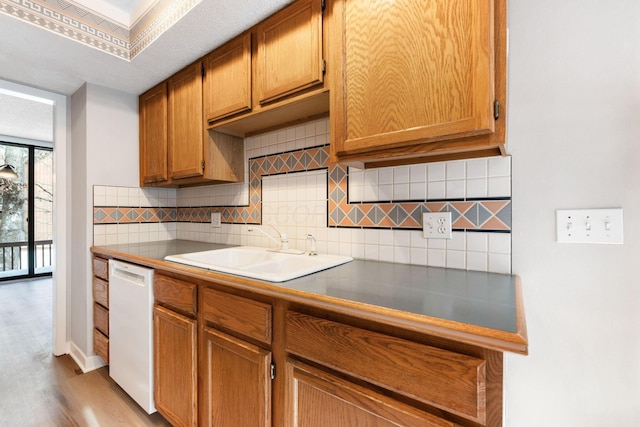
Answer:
0;278;171;427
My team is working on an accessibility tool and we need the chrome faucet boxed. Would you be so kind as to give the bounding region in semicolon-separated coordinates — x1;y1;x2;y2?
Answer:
248;224;289;251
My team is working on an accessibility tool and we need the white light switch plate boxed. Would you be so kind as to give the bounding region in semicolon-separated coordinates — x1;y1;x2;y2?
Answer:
423;212;453;239
211;212;221;228
556;208;623;244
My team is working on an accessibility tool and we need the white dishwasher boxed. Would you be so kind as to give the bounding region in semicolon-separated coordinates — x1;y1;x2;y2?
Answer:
108;259;156;414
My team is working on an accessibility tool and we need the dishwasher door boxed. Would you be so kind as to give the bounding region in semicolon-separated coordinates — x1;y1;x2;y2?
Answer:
108;259;156;414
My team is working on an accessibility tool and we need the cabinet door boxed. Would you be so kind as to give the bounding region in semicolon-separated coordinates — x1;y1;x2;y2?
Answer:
139;82;168;185
201;327;271;427
154;305;197;427
285;360;455;427
332;0;496;157
168;62;204;180
256;0;324;104
203;33;252;123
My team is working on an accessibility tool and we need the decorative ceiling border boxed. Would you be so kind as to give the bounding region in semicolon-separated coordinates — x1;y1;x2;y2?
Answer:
0;0;201;60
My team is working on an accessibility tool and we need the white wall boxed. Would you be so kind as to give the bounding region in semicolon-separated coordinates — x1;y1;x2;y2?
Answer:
69;83;138;368
507;0;640;425
86;84;139;187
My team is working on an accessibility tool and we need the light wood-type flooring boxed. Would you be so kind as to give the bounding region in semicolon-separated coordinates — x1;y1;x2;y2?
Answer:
0;277;170;427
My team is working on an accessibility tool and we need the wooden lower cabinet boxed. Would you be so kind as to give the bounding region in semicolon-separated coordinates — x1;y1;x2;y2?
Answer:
200;327;272;427
285;360;455;427
151;274;506;427
153;305;198;427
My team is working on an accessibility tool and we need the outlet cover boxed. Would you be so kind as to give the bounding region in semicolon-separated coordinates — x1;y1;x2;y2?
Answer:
423;212;452;239
556;208;623;244
211;212;221;228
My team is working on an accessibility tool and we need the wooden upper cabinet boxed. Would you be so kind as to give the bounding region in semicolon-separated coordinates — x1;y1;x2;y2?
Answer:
168;62;204;180
139;82;168;185
203;33;252;123
255;0;324;105
331;0;506;164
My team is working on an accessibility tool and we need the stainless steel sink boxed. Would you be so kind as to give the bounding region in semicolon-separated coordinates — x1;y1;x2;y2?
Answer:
165;246;352;282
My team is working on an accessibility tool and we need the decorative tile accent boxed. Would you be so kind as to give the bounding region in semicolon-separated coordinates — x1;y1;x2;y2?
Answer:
93;207;175;224
93;145;511;233
0;0;201;60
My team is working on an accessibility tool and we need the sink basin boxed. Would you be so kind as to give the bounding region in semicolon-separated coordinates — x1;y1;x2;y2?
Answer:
164;246;352;282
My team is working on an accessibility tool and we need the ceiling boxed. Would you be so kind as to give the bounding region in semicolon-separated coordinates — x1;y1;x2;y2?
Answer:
0;0;293;142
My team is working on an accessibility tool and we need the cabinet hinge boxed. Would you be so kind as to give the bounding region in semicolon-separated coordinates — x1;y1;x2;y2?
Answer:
322;59;326;74
494;100;500;120
270;362;276;380
201;159;205;171
321;0;325;12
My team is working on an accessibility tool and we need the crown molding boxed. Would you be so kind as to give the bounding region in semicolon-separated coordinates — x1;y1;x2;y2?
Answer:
0;0;201;60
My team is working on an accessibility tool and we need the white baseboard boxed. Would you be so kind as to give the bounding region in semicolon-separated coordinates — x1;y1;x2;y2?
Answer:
68;341;107;373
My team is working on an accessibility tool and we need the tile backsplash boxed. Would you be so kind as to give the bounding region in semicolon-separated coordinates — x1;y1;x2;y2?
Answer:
94;117;512;273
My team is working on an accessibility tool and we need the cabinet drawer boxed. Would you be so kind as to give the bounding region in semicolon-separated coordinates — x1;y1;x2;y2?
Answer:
92;257;109;281
94;303;109;336
285;360;456;427
202;288;272;345
93;328;109;363
154;274;197;316
93;277;109;308
285;311;487;424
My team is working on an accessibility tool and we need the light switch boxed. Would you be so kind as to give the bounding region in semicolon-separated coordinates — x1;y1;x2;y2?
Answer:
556;208;623;244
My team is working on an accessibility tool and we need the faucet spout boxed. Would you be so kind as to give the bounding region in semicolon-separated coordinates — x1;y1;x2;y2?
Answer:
248;224;289;251
247;226;281;249
266;224;289;250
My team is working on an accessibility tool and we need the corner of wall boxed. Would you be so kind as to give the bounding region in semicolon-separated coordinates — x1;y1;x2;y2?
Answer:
68;340;107;373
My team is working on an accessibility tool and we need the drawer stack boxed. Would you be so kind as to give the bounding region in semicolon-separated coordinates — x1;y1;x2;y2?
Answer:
92;256;109;363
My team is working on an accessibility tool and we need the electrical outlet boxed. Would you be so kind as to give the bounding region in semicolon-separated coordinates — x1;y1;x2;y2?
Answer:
423;212;452;239
556;208;623;244
210;212;221;228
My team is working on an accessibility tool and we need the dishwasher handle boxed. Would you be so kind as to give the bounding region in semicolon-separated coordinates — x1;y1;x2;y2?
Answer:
110;260;150;286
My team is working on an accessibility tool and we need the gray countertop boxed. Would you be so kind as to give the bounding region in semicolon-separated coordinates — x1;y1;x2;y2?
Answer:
92;239;527;353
